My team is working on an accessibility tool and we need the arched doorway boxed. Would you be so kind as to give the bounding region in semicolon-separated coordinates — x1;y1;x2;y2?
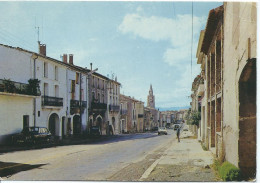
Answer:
97;116;102;135
49;113;59;137
73;115;81;136
238;58;256;178
112;117;116;134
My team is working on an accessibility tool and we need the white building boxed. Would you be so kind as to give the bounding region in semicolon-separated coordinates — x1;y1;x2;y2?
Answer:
0;43;91;143
107;79;121;134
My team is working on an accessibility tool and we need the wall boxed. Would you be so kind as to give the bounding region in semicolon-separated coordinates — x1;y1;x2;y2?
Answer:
0;46;33;83
0;94;34;144
223;2;256;168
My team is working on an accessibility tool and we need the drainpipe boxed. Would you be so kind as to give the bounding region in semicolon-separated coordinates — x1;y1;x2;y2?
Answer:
32;54;38;127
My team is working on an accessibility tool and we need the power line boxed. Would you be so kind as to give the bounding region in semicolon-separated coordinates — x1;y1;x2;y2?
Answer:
191;1;193;83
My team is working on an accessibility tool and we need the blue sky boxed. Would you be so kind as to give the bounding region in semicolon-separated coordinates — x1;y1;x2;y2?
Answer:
0;1;223;108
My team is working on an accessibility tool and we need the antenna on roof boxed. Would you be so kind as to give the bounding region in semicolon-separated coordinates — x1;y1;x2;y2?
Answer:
35;26;40;43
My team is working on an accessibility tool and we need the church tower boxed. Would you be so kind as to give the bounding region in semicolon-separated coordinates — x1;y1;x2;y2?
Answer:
147;84;155;108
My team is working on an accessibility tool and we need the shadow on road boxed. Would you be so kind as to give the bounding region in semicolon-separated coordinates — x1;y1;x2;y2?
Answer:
0;161;47;177
0;132;171;154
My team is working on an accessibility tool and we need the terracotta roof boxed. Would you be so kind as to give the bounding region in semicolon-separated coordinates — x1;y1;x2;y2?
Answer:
201;5;223;54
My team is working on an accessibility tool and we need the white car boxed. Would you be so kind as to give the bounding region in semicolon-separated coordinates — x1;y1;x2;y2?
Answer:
158;127;167;135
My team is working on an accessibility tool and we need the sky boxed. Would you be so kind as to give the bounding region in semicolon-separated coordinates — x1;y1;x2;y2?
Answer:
0;1;223;109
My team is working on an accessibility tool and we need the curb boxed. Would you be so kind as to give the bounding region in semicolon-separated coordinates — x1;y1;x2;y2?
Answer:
139;155;165;181
139;131;194;181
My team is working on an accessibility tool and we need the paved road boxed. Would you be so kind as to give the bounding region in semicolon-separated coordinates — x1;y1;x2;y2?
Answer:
0;129;176;181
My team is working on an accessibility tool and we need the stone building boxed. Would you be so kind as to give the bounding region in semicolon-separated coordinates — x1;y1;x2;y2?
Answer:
147;84;155;108
195;2;256;178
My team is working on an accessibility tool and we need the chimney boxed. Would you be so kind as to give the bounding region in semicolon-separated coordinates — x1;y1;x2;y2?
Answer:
69;54;73;65
39;43;46;56
90;63;92;71
63;54;67;63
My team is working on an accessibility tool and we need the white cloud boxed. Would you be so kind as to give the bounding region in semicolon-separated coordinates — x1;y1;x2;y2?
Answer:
118;13;206;68
118;13;205;46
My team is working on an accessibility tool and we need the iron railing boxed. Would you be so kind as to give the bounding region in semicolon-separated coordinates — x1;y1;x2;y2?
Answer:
91;102;107;110
70;99;80;108
120;109;128;115
42;96;63;107
70;99;87;108
109;105;120;112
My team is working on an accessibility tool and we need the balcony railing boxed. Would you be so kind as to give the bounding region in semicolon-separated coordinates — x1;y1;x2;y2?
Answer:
42;96;63;107
0;79;41;96
71;100;87;108
91;102;107;110
70;99;80;108
120;109;128;115
138;114;144;118
109;105;120;112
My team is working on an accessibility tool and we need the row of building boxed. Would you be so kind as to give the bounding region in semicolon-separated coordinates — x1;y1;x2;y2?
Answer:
0;42;185;144
190;2;256;178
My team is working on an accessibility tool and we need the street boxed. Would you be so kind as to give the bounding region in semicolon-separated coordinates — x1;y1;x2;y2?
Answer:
0;130;176;181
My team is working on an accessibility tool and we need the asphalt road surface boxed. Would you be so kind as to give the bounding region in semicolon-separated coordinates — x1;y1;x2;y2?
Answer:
0;129;177;181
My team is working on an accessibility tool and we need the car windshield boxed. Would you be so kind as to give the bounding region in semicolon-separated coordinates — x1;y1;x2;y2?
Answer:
29;127;39;132
159;127;166;130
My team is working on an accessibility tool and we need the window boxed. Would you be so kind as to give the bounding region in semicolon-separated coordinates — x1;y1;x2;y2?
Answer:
44;83;48;96
102;94;104;103
92;76;94;87
71;80;75;99
98;93;100;102
92;92;95;100
98;78;100;89
76;73;80;84
55;85;59;97
38;111;40;117
44;62;48;77
55;66;58;80
81;89;84;100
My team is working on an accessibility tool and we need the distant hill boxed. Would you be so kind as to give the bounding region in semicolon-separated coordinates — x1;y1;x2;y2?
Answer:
158;106;190;111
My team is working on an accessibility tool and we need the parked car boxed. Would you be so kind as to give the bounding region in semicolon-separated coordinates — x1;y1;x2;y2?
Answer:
174;124;180;131
12;127;53;144
158;127;167;135
151;126;159;132
90;126;101;136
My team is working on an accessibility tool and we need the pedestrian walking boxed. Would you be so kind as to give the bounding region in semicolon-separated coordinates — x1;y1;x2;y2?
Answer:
176;126;180;142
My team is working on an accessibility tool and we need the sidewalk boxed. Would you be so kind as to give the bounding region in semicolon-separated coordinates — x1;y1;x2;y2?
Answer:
141;130;220;182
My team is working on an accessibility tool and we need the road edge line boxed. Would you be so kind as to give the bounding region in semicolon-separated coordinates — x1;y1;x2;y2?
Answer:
139;154;165;181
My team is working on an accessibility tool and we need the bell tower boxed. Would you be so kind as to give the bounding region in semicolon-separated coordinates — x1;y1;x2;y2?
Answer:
147;84;155;108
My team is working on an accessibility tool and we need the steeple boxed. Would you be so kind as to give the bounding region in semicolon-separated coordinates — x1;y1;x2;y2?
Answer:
149;84;153;95
147;84;155;108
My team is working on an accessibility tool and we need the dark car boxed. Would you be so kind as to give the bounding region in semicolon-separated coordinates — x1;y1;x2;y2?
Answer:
151;126;159;132
12;127;53;144
90;126;101;136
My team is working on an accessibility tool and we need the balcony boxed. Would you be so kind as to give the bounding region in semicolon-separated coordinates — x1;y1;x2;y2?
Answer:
0;78;41;96
91;101;107;110
109;105;120;112
70;99;80;108
42;96;63;107
70;100;87;108
138;114;144;118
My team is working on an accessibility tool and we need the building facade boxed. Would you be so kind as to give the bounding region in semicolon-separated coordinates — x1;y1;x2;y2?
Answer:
195;2;256;178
